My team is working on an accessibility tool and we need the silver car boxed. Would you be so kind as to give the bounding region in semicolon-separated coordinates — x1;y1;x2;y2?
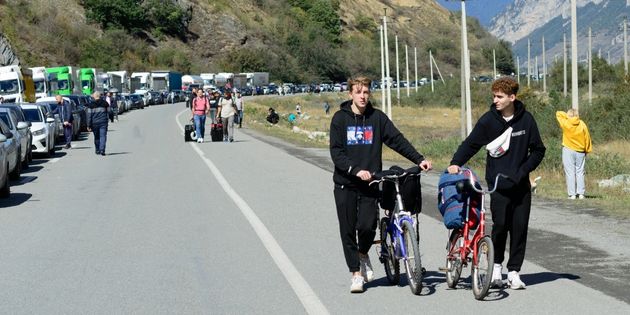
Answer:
0;131;10;198
0;119;20;180
0;108;30;175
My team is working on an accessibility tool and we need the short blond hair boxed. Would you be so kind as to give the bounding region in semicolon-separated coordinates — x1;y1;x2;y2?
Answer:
567;108;579;118
348;76;371;92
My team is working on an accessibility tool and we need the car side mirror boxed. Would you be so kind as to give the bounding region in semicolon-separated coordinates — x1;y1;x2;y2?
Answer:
17;121;29;130
0;134;6;143
46;117;55;123
4;131;13;139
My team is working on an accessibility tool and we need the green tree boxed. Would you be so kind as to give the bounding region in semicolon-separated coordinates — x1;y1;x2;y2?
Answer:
82;0;146;33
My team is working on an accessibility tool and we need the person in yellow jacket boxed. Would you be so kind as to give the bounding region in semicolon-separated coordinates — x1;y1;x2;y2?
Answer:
556;109;592;199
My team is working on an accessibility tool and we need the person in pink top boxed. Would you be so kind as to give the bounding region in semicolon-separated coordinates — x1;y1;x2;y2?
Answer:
190;89;209;143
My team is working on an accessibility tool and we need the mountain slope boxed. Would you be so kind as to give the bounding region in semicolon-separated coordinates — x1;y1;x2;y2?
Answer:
490;0;629;68
0;0;506;81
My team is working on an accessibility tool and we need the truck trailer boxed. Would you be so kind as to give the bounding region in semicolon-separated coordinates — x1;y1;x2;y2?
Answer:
0;65;36;103
46;66;80;95
151;71;182;92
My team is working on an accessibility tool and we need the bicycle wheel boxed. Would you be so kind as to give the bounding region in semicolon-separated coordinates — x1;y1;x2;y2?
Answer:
472;236;494;300
380;217;400;284
445;230;463;288
402;220;423;295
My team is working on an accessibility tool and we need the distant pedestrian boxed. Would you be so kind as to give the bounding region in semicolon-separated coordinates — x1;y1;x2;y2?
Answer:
296;103;302;116
0;96;3;104
54;95;74;149
87;91;109;156
217;91;236;142
191;89;209;143
556;109;592;199
324;101;331;116
266;107;279;124
106;92;117;123
234;92;244;128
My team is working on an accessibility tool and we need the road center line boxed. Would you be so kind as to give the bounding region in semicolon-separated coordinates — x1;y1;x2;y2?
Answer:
176;110;329;315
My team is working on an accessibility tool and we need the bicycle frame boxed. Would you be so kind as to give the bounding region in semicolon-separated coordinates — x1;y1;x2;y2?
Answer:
447;189;487;268
384;181;415;261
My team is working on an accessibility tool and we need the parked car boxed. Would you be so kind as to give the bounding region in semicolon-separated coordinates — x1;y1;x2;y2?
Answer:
20;104;56;157
150;91;164;105
0;108;30;172
0;118;20;180
36;96;82;140
64;94;89;131
0;104;33;166
0;131;9;198
128;94;145;109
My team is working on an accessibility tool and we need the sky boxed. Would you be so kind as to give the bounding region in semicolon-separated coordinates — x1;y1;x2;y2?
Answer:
437;0;512;26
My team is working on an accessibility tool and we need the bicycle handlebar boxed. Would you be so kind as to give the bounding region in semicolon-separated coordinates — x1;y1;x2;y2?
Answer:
369;166;421;185
460;168;508;194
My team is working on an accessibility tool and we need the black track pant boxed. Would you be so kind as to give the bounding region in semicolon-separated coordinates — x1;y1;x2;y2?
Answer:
490;181;532;272
334;186;379;273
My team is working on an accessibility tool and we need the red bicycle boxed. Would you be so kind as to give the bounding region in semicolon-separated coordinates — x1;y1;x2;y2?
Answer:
442;169;507;300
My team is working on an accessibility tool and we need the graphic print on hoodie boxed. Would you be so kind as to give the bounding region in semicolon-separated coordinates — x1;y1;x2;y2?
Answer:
347;125;373;145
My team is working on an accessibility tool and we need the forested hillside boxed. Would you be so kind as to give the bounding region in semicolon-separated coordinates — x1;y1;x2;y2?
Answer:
0;0;513;82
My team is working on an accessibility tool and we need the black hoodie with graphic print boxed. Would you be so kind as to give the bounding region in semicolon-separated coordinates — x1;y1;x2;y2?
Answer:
450;100;546;190
330;100;424;190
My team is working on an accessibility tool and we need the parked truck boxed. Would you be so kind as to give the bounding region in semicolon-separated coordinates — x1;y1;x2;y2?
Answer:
151;71;182;92
0;65;36;103
214;72;234;89
245;72;269;88
232;73;248;91
181;74;203;91
130;72;152;92
200;73;216;90
106;71;129;93
29;66;50;99
46;66;80;95
77;68;105;95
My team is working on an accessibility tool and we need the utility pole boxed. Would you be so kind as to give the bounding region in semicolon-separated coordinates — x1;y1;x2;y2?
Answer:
379;25;386;110
383;11;392;119
395;35;400;108
562;33;568;98
542;36;547;93
461;0;472;135
571;0;579;111
430;50;435;93
588;27;593;105
414;47;418;93
625;16;628;75
405;44;410;97
527;38;531;87
493;49;497;79
516;56;521;84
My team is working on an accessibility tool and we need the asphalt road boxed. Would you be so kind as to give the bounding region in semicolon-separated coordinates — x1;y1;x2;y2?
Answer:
0;102;628;314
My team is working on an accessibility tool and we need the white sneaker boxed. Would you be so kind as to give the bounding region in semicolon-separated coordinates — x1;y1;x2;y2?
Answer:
491;263;503;288
350;275;365;293
196;138;201;143
568;195;576;200
578;194;585;199
359;254;375;282
199;138;204;143
507;271;526;289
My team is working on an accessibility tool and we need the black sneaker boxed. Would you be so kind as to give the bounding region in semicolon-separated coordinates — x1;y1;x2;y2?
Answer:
64;144;71;149
101;152;106;156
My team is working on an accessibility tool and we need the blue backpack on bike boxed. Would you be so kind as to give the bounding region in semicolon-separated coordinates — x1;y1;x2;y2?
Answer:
437;168;482;230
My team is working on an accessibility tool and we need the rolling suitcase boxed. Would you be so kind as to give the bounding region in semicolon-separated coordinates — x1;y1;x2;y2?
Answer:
185;124;197;142
211;122;224;142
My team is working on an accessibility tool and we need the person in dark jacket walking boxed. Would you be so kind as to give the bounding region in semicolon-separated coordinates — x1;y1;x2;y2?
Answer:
447;77;546;290
87;91;109;156
330;76;432;293
54;94;74;149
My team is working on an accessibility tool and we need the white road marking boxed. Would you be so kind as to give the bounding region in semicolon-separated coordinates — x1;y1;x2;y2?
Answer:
176;110;329;315
49;157;60;164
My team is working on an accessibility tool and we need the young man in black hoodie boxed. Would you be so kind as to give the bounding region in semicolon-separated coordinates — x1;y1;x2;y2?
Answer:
447;77;545;290
330;76;432;293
